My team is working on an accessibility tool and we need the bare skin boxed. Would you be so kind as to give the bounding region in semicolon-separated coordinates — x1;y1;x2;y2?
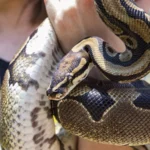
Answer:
45;0;126;53
135;0;150;13
0;0;150;150
0;0;46;61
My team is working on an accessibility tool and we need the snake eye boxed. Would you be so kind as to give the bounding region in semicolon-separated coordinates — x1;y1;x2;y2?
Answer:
46;87;66;99
53;89;59;93
66;73;73;82
53;88;66;94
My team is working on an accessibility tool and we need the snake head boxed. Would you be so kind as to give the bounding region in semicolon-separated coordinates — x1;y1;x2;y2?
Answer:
46;72;74;100
47;46;93;100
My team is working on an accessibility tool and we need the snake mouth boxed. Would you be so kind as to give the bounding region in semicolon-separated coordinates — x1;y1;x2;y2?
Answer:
46;88;68;100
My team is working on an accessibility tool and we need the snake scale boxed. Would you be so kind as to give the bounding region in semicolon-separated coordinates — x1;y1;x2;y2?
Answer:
0;0;150;149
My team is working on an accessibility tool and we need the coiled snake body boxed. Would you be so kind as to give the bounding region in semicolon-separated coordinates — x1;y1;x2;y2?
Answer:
1;0;150;149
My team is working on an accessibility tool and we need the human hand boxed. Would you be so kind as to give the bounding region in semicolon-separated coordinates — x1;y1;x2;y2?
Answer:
43;1;150;150
44;0;125;54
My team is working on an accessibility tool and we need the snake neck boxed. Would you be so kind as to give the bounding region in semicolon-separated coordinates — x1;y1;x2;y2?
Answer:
1;18;64;150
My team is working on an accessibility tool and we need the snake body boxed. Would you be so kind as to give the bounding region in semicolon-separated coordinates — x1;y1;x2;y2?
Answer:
0;19;76;150
47;0;150;146
1;0;150;149
51;79;150;146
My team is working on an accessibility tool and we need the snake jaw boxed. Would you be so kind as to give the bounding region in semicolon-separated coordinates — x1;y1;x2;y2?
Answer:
46;73;74;100
66;73;73;82
47;87;68;100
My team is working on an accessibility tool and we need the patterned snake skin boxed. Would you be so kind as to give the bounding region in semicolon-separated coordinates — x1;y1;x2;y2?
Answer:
0;19;77;150
47;0;150;147
0;0;150;150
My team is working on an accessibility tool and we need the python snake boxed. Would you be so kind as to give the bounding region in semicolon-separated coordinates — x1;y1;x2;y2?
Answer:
0;0;150;150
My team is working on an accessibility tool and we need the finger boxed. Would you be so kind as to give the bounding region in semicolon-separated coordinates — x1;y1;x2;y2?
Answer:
44;0;62;21
60;0;77;11
76;0;95;10
44;0;86;52
76;0;103;34
76;0;125;52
